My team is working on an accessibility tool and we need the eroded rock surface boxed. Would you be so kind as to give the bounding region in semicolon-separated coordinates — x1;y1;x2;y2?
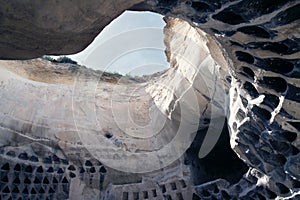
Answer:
0;23;227;198
0;0;144;59
0;0;299;199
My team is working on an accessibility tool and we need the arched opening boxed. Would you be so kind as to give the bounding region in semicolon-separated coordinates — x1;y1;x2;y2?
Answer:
46;11;169;77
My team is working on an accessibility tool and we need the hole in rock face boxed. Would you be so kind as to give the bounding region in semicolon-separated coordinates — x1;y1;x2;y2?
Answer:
69;172;76;178
99;166;107;173
262;94;280;110
104;132;113;139
276;182;290;194
31;188;37;194
243;81;259;98
176;192;184;200
292;180;300;188
240;95;248;108
237;26;271;38
1;163;10;171
68;165;76;171
14;164;21;171
1;175;9;183
201;189;210;197
13;177;21;184
122;192;129;200
236;51;255;64
271;4;300;26
246;39;300;55
252;105;272;121
277;131;297;143
191;1;212;12
34;177;41;184
133;192;139;200
286;83;300;102
2;186;10;193
22;188;29;194
24;177;31;184
47;167;54;173
25;165;33;173
185;120;248;185
241;130;259;144
259;77;287;93
152;189;157;197
212;0;288;23
29;155;38;162
143;191;148;199
257;58;294;75
240;66;255;80
36;166;43;173
85;160;93;167
287;121;300;132
6;151;16;157
213;11;247;25
160;185;166;193
18;152;28;160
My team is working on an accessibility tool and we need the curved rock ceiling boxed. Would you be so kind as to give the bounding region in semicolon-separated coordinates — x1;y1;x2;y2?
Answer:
0;0;299;199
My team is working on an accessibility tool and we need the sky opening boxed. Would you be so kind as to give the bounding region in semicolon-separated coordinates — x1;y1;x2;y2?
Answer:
51;11;169;76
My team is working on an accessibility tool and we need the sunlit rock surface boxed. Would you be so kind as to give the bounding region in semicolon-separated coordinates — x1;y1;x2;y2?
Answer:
0;21;228;198
0;15;235;198
0;0;299;199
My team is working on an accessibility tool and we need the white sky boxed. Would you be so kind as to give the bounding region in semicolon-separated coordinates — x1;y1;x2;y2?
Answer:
53;11;169;76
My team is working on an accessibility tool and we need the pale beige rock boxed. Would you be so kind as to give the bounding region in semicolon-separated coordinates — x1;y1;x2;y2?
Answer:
0;17;229;198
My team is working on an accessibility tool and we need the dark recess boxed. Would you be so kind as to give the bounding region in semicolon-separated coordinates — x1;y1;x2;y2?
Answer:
185;119;248;185
237;26;271;38
213;11;247;25
240;66;255;80
243;81;259;98
246;39;300;55
259;77;287;93
236;51;255;64
270;4;300;26
261;94;280;110
214;0;288;22
286;84;300;102
252;105;272;121
191;1;213;12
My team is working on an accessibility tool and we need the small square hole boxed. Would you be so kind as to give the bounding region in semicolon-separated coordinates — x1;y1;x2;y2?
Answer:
170;182;177;190
143;191;148;199
165;194;172;200
176;193;184;200
122;192;128;200
160;185;166;193
152;189;157;197
133;192;139;200
179;180;187;188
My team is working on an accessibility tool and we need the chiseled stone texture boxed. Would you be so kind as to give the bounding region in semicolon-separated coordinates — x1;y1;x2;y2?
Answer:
0;0;299;199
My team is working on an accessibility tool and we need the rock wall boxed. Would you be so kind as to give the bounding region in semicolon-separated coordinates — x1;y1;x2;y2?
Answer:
0;19;230;197
0;0;144;59
0;0;299;199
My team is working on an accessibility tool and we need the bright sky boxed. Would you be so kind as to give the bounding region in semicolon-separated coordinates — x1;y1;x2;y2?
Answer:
54;11;169;76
